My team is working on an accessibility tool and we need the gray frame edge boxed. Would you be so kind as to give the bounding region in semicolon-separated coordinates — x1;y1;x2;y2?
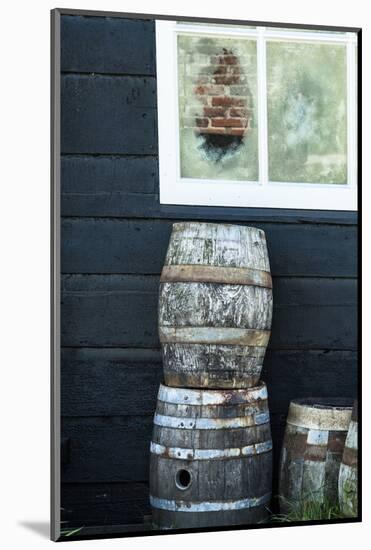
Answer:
51;8;61;542
56;7;361;32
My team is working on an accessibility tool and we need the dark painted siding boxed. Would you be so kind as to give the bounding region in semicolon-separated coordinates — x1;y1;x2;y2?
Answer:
60;14;358;529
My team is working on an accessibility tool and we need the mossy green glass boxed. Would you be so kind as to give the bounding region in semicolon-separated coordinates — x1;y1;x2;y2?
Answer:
267;41;347;184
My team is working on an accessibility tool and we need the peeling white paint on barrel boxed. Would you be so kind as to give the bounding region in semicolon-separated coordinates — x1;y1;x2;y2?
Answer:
279;398;353;512
338;400;358;517
158;222;273;388
149;382;273;529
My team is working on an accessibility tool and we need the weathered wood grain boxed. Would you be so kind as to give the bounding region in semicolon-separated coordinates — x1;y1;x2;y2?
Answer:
61;16;156;75
61;482;150;527
161;343;266;389
158;223;273;388
61;218;357;277
159;284;272;329
61;75;157;154
279;398;353;511
150;384;272;529
163;223;270;271
61;275;357;349
338;400;358;517
60;348;357;418
159;228;272;388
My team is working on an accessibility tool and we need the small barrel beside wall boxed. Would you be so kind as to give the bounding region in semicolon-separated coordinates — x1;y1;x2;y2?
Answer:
279;398;353;512
149;382;273;529
338;400;358;517
158;222;273;389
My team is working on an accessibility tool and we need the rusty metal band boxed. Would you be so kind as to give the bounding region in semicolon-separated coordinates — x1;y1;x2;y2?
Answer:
160;265;272;288
157;382;268;406
149;493;271;512
153;411;270;429
150;440;272;459
287;402;352;431
159;327;271;346
341;446;358;468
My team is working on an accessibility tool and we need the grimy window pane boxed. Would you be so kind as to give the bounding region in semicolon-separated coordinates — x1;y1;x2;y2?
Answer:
267;41;347;184
178;34;259;181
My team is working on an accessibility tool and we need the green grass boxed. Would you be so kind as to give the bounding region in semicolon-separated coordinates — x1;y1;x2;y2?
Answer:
60;510;84;538
60;526;84;537
270;495;345;523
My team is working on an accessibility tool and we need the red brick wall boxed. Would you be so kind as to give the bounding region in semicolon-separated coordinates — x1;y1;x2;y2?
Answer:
183;50;252;139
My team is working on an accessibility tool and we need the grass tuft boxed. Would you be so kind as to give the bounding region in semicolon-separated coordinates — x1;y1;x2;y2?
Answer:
60;526;84;537
270;495;345;523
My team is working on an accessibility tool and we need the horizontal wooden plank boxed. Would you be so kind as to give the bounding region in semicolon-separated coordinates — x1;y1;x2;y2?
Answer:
60;156;357;225
62;273;158;292
61;275;159;348
62;196;358;226
62;190;160;219
61;16;155;75
61;218;357;277
60;350;357;487
61;75;157;154
156;206;358;226
61;482;150;527
61;348;357;417
61;156;158;195
61;275;357;349
61;416;153;483
60;389;358;486
263;350;357;414
61;348;162;416
61;413;286;484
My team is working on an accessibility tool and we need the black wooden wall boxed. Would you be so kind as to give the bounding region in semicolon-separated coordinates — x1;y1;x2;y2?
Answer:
60;14;358;529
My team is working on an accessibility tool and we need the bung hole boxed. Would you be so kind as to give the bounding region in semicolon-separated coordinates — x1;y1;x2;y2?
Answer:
175;469;192;490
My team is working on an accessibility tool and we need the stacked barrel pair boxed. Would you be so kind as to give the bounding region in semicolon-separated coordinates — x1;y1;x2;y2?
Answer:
149;222;274;529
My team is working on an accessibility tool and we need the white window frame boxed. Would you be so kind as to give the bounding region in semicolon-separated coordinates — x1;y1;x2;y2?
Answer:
155;20;358;211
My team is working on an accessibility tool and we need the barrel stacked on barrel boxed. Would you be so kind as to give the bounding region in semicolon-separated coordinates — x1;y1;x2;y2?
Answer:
149;222;274;529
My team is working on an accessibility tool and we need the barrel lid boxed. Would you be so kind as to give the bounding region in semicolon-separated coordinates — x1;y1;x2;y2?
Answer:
172;222;265;237
287;398;353;431
157;382;268;406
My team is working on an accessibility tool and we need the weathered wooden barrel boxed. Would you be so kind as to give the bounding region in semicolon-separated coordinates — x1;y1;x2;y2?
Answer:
149;382;273;529
338;400;358;517
158;222;273;389
279;398;353;513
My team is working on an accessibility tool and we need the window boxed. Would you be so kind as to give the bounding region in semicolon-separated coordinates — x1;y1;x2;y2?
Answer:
155;21;357;210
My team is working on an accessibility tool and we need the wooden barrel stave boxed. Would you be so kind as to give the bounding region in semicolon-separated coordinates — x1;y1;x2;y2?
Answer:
151;505;268;530
338;400;358;517
159;222;273;389
150;383;273;529
279;398;353;512
150;453;273;501
159;283;272;329
163;223;270;271
162;343;265;388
